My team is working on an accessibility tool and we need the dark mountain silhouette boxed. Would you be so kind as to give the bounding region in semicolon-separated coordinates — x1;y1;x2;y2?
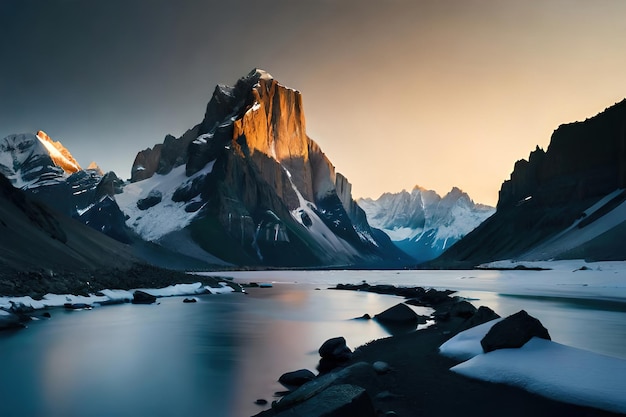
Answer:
433;99;626;267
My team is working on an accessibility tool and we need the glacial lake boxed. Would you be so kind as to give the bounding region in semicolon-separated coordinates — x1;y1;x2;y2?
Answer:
1;267;625;417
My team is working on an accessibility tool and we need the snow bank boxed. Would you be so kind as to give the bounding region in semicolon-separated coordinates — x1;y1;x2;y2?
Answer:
440;317;626;414
0;282;234;310
439;318;501;361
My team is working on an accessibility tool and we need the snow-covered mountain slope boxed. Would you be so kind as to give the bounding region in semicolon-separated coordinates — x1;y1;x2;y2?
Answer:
121;69;410;267
517;189;626;261
0;131;104;214
358;186;494;263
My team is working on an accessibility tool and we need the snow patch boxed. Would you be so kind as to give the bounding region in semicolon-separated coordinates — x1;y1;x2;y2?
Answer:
0;282;235;310
116;162;215;241
283;167;359;262
440;311;626;413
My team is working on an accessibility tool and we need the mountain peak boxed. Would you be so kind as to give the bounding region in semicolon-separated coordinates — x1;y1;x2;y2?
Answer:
36;130;81;173
248;68;274;82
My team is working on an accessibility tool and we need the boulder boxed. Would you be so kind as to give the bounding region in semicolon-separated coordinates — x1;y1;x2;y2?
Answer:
318;337;352;362
275;384;376;417
136;190;162;210
318;337;353;374
480;310;550;353
462;305;501;330
449;300;477;318
279;369;316;388
372;361;391;375
374;303;423;324
183;297;197;303
132;290;157;305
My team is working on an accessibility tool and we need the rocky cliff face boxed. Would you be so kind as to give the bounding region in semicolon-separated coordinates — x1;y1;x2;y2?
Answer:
122;69;409;267
498;100;626;209
359;186;494;263
434;99;626;267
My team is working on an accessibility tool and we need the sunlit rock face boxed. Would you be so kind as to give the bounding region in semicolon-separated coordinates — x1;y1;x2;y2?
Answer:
434;99;626;266
35;130;82;174
124;69;410;267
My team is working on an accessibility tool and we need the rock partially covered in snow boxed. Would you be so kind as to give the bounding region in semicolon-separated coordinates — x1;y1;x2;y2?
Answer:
131;290;157;305
0;309;24;330
480;310;550;353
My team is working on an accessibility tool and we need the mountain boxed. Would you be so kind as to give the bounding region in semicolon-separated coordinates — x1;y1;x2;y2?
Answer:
0;131;133;241
0;170;136;295
433;99;626;267
358;186;494;263
119;69;410;267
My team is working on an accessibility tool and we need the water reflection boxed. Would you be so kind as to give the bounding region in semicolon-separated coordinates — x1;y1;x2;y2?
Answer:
1;278;625;417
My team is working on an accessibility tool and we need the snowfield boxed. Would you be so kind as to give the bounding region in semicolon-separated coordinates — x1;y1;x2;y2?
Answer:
115;162;216;241
440;318;626;414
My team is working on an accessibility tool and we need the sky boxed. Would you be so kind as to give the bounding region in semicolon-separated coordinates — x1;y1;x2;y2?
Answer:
2;0;626;206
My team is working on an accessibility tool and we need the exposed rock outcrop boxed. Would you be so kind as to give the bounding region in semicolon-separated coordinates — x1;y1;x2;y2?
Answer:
433;99;626;266
480;310;551;353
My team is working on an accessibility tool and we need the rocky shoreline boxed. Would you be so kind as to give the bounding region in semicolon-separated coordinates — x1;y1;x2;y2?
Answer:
252;283;625;417
0;270;242;331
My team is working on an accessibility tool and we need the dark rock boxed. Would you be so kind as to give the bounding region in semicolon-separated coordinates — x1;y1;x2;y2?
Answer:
184;201;204;212
0;310;24;330
421;288;455;305
318;337;353;373
319;337;352;361
171;175;206;202
63;303;92;310
137;190;162;210
374;303;421;324
131;144;163;182
182;297;197;303
41;312;51;318
274;384;376;417
449;300;477;318
132;290;157;305
372;361;391;375
481;310;550;353
94;171;124;199
79;196;131;243
353;313;371;320
255;399;268;405
279;369;316;388
462;306;501;330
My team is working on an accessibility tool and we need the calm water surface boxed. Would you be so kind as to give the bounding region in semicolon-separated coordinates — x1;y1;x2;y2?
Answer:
1;270;625;417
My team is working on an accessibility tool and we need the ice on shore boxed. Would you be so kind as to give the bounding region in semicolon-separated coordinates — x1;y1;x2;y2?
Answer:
440;318;626;414
0;282;234;310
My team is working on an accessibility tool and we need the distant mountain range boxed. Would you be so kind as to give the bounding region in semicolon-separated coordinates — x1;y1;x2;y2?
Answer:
358;187;494;263
3;70;626;281
433;99;626;267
